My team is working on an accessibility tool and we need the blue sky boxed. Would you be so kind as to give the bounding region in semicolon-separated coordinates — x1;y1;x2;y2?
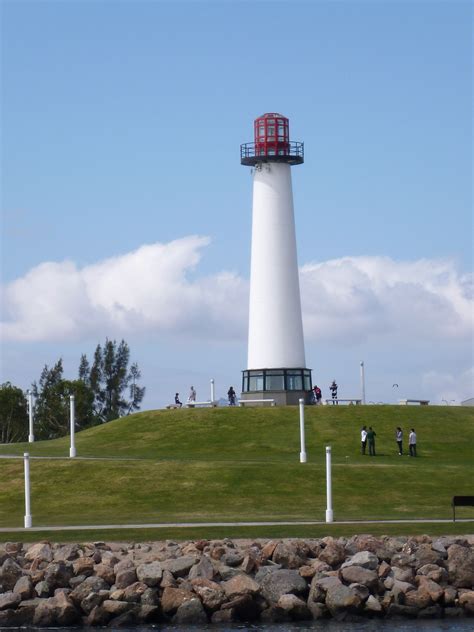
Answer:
1;0;472;408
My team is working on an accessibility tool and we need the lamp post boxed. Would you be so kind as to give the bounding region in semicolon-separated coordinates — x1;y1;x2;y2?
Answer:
69;395;76;458
27;390;34;443
24;453;32;528
326;446;333;523
299;398;307;463
210;378;215;404
360;361;366;404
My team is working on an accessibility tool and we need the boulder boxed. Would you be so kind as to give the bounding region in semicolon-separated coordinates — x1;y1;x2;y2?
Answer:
340;566;378;590
277;594;312;620
364;594;382;613
447;544;474;588
221;593;260;621
418;604;443;618
121;581;148;603
102;599;132;616
173;597;208;624
94;563;115;585
222;573;260;597
443;586;457;606
72;557;94;576
69;575;109;605
341;551;378;570
308;575;341;604
188;555;214;580
272;541;306;569
191;578;225;610
325;584;362;617
53;544;80;562
136;604;160;622
417;563;448;583
161;586;195;614
459;590;474;614
0;591;21;611
161;555;199;577
393;566;414;583
136;561;162;586
0;557;23;591
44;561;73;589
25;542;53;563
33;592;79;626
349;583;370;602
403;588;432;610
140;587;159;606
13;575;33;600
415;576;443;602
318;542;345;567
80;591;106;615
260;569;308;603
387;603;418;617
85;605;112;626
35;580;52;598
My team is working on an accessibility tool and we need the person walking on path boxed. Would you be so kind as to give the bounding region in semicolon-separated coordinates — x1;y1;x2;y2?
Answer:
329;380;338;404
396;427;403;455
187;386;196;405
409;428;417;457
227;386;236;406
174;393;182;408
361;425;368;455
367;426;376;456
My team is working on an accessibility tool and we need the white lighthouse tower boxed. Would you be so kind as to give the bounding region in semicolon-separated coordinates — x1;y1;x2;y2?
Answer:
240;113;312;405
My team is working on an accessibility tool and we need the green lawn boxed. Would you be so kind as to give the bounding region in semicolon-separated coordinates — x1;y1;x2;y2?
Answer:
0;405;473;536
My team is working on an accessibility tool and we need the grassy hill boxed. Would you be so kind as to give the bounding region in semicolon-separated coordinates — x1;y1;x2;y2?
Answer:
0;405;473;540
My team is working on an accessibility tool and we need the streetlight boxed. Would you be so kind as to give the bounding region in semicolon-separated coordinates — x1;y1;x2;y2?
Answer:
360;361;366;404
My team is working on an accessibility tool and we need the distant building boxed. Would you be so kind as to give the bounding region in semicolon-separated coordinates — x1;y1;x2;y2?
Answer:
461;398;474;406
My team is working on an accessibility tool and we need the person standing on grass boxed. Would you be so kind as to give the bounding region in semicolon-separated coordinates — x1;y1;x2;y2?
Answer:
227;386;236;406
329;380;338;404
188;386;196;405
367;426;376;456
174;393;182;408
396;427;403;455
409;428;417;457
361;425;368;455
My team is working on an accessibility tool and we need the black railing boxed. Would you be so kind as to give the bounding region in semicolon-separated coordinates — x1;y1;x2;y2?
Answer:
240;141;304;165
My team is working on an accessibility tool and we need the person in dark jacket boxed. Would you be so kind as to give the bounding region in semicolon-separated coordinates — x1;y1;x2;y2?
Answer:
367;426;376;456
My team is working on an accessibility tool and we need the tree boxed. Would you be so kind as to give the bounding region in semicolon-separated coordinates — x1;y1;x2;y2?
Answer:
86;339;145;422
0;382;28;443
32;360;69;439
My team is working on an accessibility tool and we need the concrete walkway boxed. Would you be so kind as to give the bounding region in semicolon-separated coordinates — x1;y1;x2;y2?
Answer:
1;518;473;533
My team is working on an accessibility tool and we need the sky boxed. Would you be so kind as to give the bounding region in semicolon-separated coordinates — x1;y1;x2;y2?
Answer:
1;0;472;408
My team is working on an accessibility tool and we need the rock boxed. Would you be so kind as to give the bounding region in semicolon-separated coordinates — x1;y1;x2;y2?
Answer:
85;605;111;626
122;581;148;603
107;609;139;627
350;535;395;561
0;557;23;591
260;569;308;603
417;563;448;583
325;584;362;617
341;551;379;570
414;544;445;569
161;586;195;614
33;592;79;626
241;553;257;574
319;541;346;567
0;591;21;611
221;551;244;567
391;552;415;568
277;594;312;620
44;561;73;589
391;579;415;600
387;603;418;617
378;561;391;578
403;587;432;610
160;569;177;588
72;557;94;576
443;585;457;605
261;540;278;561
161;555;198;577
136;561;162;586
94;563;115;585
365;594;382;613
4;542;22;555
115;567;137;589
349;583;370;602
53;544;80;561
191;578;225;610
173;597;208;624
211;608;235;623
431;539;448;557
254;563;282;582
136;604;159;622
308;575;341;603
307;600;328;619
272;541;306;569
444;606;465;617
260;604;291;623
299;565;317;579
188;554;214;580
80;590;106;615
459;590;474;614
35;580;52;598
102;599;132;615
69;575;109;605
341;566;378;590
140;587;159;606
393;566;414;582
13;575;33;599
221;593;260;621
25;542;53;563
415;576;443;602
222;573;260;597
447;544;474;588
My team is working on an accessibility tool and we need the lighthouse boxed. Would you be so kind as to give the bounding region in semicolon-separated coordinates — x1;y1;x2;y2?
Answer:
240;113;312;405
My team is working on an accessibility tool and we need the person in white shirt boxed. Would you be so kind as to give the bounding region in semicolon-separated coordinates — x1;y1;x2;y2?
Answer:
188;386;196;405
409;428;417;457
361;426;367;455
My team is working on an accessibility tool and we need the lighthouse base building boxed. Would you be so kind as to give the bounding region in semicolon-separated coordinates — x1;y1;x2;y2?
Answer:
240;113;312;405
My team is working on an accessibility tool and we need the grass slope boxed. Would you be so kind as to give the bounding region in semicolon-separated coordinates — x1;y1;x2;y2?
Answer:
0;406;473;536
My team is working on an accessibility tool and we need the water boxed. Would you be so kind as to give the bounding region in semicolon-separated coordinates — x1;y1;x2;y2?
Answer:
2;621;472;632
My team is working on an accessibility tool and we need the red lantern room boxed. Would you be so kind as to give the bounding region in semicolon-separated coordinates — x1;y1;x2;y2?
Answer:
241;112;304;166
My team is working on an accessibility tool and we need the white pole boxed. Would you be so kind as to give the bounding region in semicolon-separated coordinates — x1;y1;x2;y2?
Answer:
210;378;215;404
24;452;32;528
27;390;34;443
299;398;307;463
69;395;76;458
325;446;334;523
360;361;366;404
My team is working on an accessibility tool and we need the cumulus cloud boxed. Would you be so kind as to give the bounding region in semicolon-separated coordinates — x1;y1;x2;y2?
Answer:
1;238;472;348
301;256;472;343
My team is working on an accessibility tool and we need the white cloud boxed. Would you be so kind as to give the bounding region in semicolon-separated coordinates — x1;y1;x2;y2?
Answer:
1;240;472;350
421;367;474;404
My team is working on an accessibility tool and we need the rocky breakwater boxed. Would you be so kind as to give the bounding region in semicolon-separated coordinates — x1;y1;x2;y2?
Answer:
1;535;474;626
